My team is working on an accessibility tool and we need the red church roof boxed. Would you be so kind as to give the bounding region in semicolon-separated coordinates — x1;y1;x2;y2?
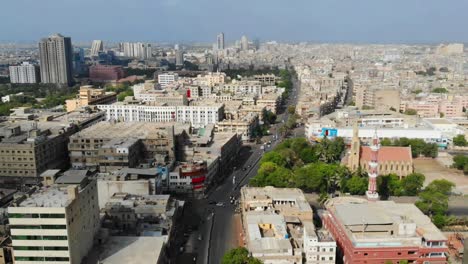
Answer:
360;146;412;163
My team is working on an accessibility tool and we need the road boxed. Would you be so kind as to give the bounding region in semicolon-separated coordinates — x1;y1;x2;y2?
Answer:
176;73;301;264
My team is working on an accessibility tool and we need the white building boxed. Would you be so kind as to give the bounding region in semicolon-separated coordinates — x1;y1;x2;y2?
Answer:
306;124;444;144
221;80;263;95
97;104;224;128
158;73;179;88
9;62;39;83
303;222;336;264
121;42;152;59
8;173;99;264
90;40;104;57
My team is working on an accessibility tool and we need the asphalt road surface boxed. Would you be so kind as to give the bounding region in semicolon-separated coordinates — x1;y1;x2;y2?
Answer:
176;74;302;264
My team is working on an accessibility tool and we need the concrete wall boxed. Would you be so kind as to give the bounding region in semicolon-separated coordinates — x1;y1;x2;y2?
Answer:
97;180;150;209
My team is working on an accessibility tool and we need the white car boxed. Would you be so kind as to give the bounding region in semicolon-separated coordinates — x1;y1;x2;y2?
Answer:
216;202;225;207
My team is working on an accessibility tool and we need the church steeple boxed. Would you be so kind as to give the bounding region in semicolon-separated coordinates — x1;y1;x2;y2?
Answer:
347;123;361;171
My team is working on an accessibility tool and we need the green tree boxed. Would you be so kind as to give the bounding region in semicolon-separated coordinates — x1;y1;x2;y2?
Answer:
425;179;455;195
404;108;418;115
416;180;454;220
345;176;368;195
431;87;448;93
401;173;425;196
287;106;296;115
260;152;288;167
380;138;392;146
453;135;467;147
222;247;263;264
452;155;468;170
250;162;293;188
432;214;447;228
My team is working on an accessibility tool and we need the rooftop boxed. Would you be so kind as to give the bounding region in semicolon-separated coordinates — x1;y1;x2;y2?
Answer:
360;146;412;163
98;236;166;264
242;186;312;213
326;197;447;245
71;121;174;139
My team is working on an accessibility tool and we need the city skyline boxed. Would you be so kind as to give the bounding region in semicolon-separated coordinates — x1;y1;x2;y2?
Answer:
1;0;468;44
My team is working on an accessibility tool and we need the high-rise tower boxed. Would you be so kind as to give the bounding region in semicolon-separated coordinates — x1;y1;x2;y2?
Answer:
38;34;74;86
366;129;380;200
90;40;104;56
216;32;225;50
241;35;249;51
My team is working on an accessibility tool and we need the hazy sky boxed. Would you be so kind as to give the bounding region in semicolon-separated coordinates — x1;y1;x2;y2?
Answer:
2;0;468;44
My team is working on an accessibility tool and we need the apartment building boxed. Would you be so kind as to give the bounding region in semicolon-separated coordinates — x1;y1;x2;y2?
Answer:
158;73;178;88
97;103;224;128
215;113;259;141
0;120;77;184
356;87;401;111
66;85;116;112
8;172;99;264
221;80;263;95
68;122;176;170
241;187;336;264
303;223;336;264
133;81;187;105
9;62;40;84
196;72;226;87
400;94;466;118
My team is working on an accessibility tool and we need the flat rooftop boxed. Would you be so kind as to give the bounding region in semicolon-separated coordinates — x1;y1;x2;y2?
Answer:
18;186;70;208
242;186;312;213
70;121;174;139
98;236;166;264
327;197;446;245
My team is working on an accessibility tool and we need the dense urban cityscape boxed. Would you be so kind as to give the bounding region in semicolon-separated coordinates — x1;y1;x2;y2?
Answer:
1;2;468;264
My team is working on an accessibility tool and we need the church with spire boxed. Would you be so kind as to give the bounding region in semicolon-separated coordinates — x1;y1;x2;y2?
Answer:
346;124;414;182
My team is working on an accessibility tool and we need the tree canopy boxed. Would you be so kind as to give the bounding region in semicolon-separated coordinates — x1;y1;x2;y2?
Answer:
380;137;438;158
453;135;467;147
222;247;263;264
416;179;455;227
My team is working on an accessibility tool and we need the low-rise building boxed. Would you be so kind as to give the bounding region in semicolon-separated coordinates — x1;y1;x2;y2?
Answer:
89;65;125;82
324;197;448;264
158;73;178;88
97;103;224;128
216;113;259;141
68;122;176;170
221;80;263;95
66;85;116;112
241;187;337;264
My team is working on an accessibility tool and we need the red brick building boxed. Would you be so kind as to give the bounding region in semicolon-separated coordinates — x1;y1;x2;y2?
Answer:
323;197;448;264
89;65;125;82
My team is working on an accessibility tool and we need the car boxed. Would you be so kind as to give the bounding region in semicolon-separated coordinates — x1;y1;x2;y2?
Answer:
242;167;247;171
247;165;251;168
198;234;203;241
208;201;216;205
216;202;225;207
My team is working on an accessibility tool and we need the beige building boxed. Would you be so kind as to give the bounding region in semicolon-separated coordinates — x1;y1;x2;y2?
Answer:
356;87;400;111
8;172;99;264
0;108;105;185
68;122;176;171
216;113;259;141
241;187;336;264
241;187;313;222
196;72;226;87
66;85;116;112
